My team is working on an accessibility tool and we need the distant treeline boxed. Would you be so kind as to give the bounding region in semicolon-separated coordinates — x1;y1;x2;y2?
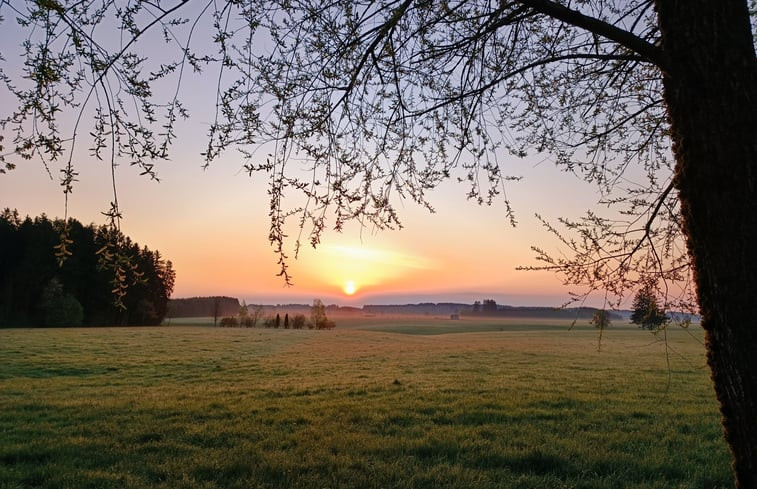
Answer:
167;296;240;318
0;210;175;327
468;305;623;320
166;299;626;322
362;303;466;315
363;301;623;320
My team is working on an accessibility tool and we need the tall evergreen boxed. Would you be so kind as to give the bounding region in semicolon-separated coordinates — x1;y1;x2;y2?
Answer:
630;284;668;331
0;210;175;326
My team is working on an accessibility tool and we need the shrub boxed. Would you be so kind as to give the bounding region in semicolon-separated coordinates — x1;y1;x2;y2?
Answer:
319;319;336;330
39;278;83;327
291;314;306;329
219;316;238;327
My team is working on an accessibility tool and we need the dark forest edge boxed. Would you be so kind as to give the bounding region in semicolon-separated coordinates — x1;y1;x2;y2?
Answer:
0;209;175;327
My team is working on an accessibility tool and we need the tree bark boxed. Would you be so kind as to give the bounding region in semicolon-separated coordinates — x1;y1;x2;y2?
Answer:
655;1;757;487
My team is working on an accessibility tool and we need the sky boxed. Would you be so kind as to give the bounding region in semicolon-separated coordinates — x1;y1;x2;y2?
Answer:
2;136;606;307
0;6;632;308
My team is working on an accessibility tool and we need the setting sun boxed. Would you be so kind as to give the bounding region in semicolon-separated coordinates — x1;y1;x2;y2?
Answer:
302;243;439;299
343;280;357;295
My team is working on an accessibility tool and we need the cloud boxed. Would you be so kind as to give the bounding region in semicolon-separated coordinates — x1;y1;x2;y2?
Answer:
325;245;436;270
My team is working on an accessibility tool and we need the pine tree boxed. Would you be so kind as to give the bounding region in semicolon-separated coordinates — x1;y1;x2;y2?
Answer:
630;284;667;331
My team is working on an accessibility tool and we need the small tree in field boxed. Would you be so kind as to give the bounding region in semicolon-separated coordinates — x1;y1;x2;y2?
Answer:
590;310;612;330
212;298;220;328
249;305;264;328
310;299;335;330
311;299;326;330
631;285;668;331
239;301;249;326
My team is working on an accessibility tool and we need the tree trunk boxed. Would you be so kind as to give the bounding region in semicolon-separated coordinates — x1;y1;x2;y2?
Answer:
655;1;757;487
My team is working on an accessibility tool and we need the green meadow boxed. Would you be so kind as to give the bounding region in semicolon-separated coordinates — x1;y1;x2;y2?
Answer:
0;318;732;488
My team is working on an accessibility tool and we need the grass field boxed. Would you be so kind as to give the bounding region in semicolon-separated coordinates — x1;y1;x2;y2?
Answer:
0;317;732;488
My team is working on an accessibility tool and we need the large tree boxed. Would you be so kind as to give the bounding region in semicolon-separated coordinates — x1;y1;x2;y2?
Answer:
0;1;755;485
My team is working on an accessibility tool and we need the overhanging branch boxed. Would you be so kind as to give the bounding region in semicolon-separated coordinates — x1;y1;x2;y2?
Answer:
516;0;662;67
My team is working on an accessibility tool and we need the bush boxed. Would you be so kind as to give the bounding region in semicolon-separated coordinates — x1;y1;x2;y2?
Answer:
219;316;238;327
291;314;306;329
59;294;84;327
318;319;336;330
39;278;83;327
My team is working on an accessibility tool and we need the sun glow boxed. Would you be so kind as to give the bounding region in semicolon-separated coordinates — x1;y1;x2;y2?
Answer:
301;243;437;298
343;280;357;295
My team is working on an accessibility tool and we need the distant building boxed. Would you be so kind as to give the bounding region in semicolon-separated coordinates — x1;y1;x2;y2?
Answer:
450;313;460;320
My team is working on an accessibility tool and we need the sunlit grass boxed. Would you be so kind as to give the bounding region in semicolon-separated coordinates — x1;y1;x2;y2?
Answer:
0;322;731;488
